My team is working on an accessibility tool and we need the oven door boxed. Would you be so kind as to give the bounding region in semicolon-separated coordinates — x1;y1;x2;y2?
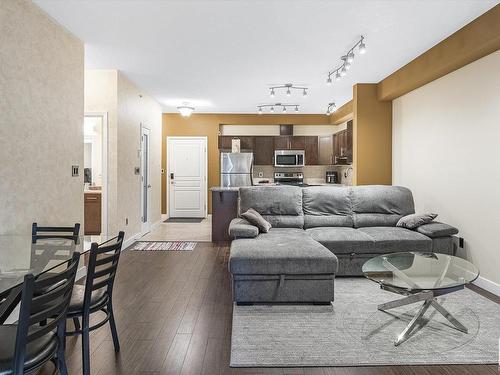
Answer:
275;151;298;167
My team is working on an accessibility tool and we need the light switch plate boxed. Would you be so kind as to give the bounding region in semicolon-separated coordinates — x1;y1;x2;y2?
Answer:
134;167;140;175
72;165;79;177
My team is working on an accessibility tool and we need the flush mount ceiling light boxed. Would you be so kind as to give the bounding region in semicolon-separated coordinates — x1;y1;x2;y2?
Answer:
257;103;300;114
269;83;309;98
326;36;366;86
177;102;195;117
325;102;337;115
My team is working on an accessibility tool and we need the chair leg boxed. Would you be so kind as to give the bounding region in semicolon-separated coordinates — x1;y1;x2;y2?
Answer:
73;317;81;331
81;317;91;375
108;302;120;352
57;320;69;375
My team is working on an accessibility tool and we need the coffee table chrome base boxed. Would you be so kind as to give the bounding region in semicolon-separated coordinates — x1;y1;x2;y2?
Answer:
378;285;468;346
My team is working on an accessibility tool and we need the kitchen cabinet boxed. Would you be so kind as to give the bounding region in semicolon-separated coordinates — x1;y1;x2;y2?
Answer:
333;121;353;165
218;136;254;151
318;135;333;165
84;192;101;235
254;136;274;165
274;136;305;150
305;136;319;165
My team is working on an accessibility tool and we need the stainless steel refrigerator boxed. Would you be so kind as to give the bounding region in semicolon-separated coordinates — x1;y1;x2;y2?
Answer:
220;152;253;187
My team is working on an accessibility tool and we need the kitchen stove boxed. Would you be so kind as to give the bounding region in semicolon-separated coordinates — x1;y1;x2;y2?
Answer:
274;172;315;187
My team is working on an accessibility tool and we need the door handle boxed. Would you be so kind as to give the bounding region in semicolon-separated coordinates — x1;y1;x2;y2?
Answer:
147;184;151;188
170;173;174;180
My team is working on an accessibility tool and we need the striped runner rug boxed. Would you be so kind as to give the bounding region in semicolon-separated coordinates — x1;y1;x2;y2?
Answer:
131;241;197;251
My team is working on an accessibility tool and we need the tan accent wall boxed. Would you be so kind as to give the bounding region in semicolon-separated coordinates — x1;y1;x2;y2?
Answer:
162;114;330;214
378;4;500;101
0;0;84;234
330;100;353;124
353;84;392;185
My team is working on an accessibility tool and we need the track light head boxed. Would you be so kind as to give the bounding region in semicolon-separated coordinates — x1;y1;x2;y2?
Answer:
326;109;331;116
326;76;332;86
345;61;351;70
270;106;274;113
295;106;299;112
258;107;262;115
270;89;275;98
347;52;354;63
335;72;341;81
359;37;366;54
282;106;287;113
302;89;307;97
286;88;291;97
340;66;347;76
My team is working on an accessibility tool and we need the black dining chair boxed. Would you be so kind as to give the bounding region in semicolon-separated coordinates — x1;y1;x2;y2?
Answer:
32;222;80;244
65;231;125;375
0;252;80;375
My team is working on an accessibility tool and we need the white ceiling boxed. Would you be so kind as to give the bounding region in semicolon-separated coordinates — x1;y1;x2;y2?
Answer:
34;0;496;114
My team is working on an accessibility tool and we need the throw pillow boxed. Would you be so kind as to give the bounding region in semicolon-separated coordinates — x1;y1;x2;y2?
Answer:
396;213;438;229
241;208;272;233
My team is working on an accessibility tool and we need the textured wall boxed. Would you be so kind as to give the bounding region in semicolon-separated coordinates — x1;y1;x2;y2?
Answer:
393;50;500;289
117;73;162;239
0;0;84;234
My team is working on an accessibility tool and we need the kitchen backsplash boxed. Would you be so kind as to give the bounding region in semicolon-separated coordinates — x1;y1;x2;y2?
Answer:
253;165;353;185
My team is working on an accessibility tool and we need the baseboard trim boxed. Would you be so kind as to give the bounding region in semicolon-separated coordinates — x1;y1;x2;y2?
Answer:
76;266;87;281
123;231;142;251
473;275;500;296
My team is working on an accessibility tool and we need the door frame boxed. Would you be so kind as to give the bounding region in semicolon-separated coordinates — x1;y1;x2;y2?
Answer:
166;136;208;219
84;112;108;237
141;125;152;234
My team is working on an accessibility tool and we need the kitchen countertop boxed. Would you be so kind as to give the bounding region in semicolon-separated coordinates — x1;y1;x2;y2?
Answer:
84;190;102;194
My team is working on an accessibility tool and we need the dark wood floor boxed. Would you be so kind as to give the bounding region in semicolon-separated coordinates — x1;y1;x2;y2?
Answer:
40;243;499;375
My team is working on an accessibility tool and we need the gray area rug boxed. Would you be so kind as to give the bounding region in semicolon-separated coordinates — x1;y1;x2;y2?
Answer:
231;278;500;367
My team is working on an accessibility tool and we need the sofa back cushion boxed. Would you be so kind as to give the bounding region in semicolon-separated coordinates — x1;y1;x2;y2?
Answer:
351;185;415;228
302;186;353;228
239;186;304;228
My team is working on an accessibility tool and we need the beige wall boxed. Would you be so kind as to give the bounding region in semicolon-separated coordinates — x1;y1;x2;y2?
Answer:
85;70;162;240
393;50;500;291
0;0;84;234
117;73;162;239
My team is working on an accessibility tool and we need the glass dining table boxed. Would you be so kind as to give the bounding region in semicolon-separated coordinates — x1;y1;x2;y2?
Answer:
0;234;114;323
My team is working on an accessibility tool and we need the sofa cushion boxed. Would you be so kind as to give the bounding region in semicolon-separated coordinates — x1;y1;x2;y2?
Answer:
229;228;338;275
306;227;375;254
351;185;415;228
228;218;259;238
416;222;459;238
302;186;353;229
241;208;272;233
358;227;432;252
239;186;304;228
396;213;437;229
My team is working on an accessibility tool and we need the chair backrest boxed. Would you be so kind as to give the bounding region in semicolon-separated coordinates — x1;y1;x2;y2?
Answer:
84;232;125;308
13;252;80;373
32;222;81;243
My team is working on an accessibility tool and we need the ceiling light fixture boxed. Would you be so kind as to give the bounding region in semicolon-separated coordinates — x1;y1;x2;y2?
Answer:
177;102;195;117
325;102;337;115
326;35;366;85
268;83;309;98
257;103;300;114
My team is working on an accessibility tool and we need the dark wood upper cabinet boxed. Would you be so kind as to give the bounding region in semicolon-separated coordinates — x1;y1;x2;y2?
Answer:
305;136;319;165
318;135;333;165
332;122;353;165
345;120;353;164
254;136;275;165
218;136;254;150
274;136;305;150
289;136;305;150
274;136;290;150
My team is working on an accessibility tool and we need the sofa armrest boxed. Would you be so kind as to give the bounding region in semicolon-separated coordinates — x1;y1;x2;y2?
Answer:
416;222;458;238
228;218;259;239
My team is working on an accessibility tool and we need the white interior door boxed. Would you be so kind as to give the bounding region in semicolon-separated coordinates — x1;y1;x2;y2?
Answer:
141;127;151;233
167;137;207;218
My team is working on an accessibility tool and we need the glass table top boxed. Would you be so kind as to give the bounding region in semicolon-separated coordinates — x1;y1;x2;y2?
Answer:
0;235;112;297
362;252;479;291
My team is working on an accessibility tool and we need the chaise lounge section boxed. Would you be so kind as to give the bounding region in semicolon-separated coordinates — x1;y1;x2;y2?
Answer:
228;185;458;304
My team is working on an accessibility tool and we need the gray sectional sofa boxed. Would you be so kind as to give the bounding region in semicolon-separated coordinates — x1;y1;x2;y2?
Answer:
228;185;459;304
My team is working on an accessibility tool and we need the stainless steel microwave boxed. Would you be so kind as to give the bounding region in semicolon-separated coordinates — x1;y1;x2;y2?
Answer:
274;150;305;167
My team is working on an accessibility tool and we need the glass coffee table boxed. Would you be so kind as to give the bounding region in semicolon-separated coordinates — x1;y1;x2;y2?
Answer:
362;252;479;346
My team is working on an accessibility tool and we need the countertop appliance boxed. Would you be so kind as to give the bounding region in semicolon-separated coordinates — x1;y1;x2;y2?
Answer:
274;150;305;168
221;152;253;187
326;171;339;184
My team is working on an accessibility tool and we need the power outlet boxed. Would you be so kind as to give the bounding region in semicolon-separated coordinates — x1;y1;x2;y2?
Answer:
458;237;464;248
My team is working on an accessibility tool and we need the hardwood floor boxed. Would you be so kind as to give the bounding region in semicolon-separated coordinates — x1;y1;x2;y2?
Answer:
40;243;498;375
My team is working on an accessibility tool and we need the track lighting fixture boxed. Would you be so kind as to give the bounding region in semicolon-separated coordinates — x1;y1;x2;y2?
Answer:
257;103;300;114
268;83;309;98
326;35;366;85
325;102;337;115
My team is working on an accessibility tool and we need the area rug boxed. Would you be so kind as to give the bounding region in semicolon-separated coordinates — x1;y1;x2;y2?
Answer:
131;241;196;251
164;218;204;223
230;278;500;367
